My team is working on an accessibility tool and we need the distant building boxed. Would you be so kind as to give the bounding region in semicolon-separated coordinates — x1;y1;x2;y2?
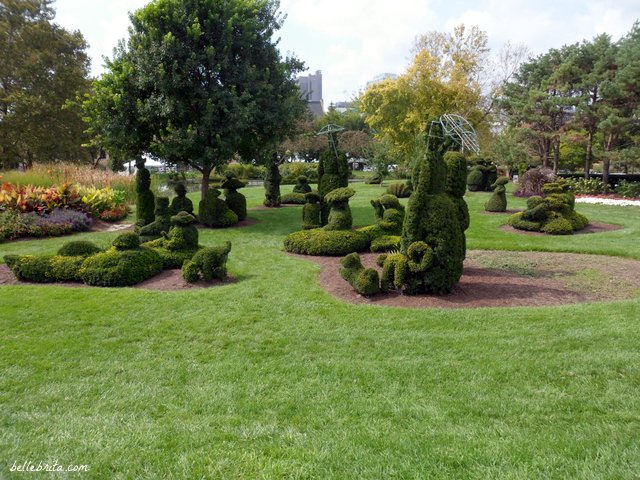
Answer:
366;72;398;89
332;101;355;113
297;70;324;118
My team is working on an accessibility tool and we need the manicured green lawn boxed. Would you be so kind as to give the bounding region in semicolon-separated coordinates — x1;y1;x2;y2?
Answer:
1;183;639;479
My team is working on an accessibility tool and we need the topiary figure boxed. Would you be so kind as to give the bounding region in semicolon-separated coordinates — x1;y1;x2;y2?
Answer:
381;126;466;294
170;182;194;215
144;211;201;268
281;192;307;204
135;158;155;227
365;173;383;185
292;175;312;194
339;253;380;296
323;187;355;231
508;179;589;234
182;241;232;283
57;240;102;257
302;192;322;230
485;176;509;212
358;194;405;246
445;151;470;234
264;159;281;207
466;158;498;192
198;188;238;228
4;254;86;283
386;182;411;198
283;229;370;256
221;175;247;221
138;197;171;242
318;148;349;225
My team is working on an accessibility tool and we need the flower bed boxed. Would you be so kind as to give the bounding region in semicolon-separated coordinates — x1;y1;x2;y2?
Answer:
575;195;640;207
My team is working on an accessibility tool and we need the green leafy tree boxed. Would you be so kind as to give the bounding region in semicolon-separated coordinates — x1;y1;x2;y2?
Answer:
84;0;305;198
0;0;91;169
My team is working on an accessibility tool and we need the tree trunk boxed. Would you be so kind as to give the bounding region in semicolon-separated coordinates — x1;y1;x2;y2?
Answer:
584;130;594;180
602;158;610;191
201;167;212;200
553;138;560;174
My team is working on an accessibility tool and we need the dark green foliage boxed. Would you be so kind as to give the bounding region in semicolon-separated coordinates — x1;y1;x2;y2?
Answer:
264;161;282;207
136;164;155;226
79;246;163;287
370;235;401;253
57;240;102;257
292;176;312;194
281;193;307;204
4;254;85;283
112;232;140;251
466;159;497;192
508;179;589;234
379;252;408;292
170;183;194;215
384;127;466;294
444;152;468;198
363;194;405;243
199;189;238;227
318;149;349;225
144;211;200;268
302;192;322;230
323;187;355;231
182;241;232;283
485;176;509;212
386;182;411;198
138;197;171;242
283;229;370;256
365;173;383;184
222;176;247;221
339;253;380;296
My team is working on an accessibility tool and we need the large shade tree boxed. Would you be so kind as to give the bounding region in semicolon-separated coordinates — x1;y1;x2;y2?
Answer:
84;0;305;197
0;0;91;169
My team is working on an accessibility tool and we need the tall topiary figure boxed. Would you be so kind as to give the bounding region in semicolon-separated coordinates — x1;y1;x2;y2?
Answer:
264;160;281;207
323;187;354;231
382;129;466;294
485;176;509;212
198;188;238;228
318;149;349;225
302;192;321;230
221;175;247;221
135;158;155;226
138;197;171;242
170;182;194;215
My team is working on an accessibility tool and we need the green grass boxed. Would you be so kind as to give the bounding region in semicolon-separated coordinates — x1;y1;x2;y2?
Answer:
1;183;640;479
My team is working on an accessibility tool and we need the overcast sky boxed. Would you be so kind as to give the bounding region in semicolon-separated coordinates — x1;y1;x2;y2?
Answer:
54;0;640;105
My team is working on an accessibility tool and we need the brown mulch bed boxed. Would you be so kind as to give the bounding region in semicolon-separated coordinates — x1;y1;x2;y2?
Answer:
500;221;622;236
291;250;640;309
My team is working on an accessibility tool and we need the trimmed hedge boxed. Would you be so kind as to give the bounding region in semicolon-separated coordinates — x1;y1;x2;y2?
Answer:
284;229;370;256
4;254;85;283
57;240;102;257
199;189;238;227
182;241;232;282
281;193;307;205
80;246;163;287
370;235;401;253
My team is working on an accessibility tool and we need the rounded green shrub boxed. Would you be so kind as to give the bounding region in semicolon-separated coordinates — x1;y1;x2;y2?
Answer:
170;183;194;215
508;212;542;231
281;193;307;205
284;229;370;256
80;246;163;287
57;240;102;257
370;235;401;253
386;182;411;198
339;253;380;296
112;232;141;251
541;216;574;235
4;254;86;283
222;176;247;221
466;168;484;192
199;188;238;227
181;260;200;283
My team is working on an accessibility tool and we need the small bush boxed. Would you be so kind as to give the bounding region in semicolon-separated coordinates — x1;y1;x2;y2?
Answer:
565;177;605;195
541;216;574;235
57;240;102;257
4;254;85;283
365;174;383;184
615;180;640;198
302;192;321;230
112;232;141;250
485;176;509;212
386;182;411;198
284;229;370;256
339;253;380;296
0;208;92;241
466;168;484;192
281;193;306;204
